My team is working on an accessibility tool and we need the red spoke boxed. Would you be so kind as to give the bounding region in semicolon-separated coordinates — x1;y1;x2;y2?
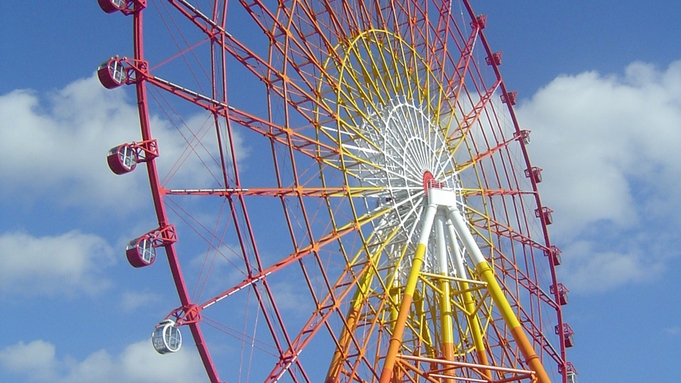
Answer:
99;1;572;382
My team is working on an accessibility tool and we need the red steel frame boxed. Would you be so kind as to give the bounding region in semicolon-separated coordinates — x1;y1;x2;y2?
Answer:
104;0;573;382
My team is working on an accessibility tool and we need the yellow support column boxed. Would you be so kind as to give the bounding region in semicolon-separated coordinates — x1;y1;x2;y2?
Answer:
447;206;551;383
379;203;438;383
435;212;455;376
325;305;360;383
446;218;490;378
326;249;380;382
460;280;491;378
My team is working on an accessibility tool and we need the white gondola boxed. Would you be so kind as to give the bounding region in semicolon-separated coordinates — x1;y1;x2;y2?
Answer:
520;130;531;145
125;236;156;268
97;58;126;89
107;144;137;174
567;371;578;383
152;319;182;354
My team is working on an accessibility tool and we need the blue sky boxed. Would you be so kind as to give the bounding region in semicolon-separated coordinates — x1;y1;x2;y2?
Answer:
2;1;681;382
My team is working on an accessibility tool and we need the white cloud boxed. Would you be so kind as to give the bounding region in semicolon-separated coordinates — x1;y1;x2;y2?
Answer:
0;75;147;210
0;73;249;214
115;340;204;383
0;340;57;381
516;60;681;292
559;240;665;293
0;339;205;383
0;231;114;296
119;291;164;312
518;60;681;239
269;280;314;314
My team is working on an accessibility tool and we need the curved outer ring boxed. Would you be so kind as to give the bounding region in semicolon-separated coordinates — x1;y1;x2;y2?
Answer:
126;1;569;382
130;6;222;382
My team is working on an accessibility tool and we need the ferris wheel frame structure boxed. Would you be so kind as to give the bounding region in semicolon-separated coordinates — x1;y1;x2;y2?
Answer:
99;0;575;382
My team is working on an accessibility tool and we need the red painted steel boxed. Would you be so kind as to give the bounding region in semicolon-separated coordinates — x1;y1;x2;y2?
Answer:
99;0;573;382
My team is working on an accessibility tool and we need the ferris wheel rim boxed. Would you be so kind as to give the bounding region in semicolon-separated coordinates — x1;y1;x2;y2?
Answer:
100;0;572;382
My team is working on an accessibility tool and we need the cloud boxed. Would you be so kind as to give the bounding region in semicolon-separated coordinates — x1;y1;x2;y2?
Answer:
0;339;205;383
0;340;57;381
119;291;164;312
516;60;681;292
559;240;665;293
0;231;114;297
268;280;315;314
518;60;681;238
0;73;249;214
0;75;147;211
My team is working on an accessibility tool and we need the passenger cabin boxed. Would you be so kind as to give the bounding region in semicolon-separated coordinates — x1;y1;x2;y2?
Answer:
107;144;137;174
126;236;156;268
524;166;543;183
98;0;125;13
550;283;569;306
544;245;562;266
152;319;182;354
535;206;553;225
519;130;531;145
501;91;518;106
555;323;575;348
567;371;578;383
97;58;126;89
485;51;502;66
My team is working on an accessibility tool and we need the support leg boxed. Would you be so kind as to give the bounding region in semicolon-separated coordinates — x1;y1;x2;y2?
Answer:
447;207;550;383
379;203;438;383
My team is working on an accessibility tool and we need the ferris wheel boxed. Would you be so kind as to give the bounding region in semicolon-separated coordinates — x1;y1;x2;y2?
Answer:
98;0;575;382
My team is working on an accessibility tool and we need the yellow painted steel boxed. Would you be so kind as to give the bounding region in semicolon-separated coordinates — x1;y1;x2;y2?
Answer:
313;22;540;383
378;242;427;383
325;216;408;382
474;262;519;328
460;279;491;378
435;212;456;378
439;276;456;377
414;289;436;359
390;280;399;324
325;305;360;383
475;261;551;383
320;29;451;125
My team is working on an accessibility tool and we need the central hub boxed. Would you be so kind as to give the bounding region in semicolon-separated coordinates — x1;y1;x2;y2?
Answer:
344;97;462;209
422;171;444;194
339;96;464;270
423;171;435;191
